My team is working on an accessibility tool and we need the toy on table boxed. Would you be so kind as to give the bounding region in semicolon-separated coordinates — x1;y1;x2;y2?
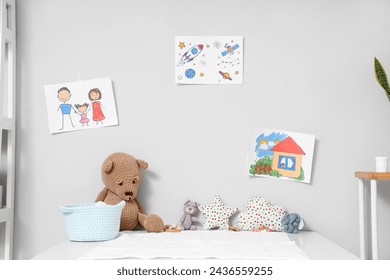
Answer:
250;226;273;232
281;213;305;233
180;200;199;230
163;224;181;232
95;152;164;233
228;226;240;232
199;195;238;230
237;196;286;232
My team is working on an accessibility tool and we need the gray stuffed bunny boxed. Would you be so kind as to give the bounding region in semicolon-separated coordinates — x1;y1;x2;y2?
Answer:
281;213;305;233
180;200;199;230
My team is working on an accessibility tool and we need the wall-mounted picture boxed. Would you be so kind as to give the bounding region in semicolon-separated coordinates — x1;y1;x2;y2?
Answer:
246;127;316;184
175;36;243;84
44;77;118;134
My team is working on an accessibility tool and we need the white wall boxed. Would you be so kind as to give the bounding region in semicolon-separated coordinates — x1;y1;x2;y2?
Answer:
15;0;390;259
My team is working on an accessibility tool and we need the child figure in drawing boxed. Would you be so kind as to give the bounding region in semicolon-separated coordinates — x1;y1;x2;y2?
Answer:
57;87;76;130
74;103;90;126
88;88;105;125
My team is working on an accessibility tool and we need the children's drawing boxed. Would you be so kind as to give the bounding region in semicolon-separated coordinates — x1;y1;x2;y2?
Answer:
246;128;315;184
88;88;105;125
44;77;118;134
177;44;203;66
221;43;240;56
74;103;90;127
57;87;76;130
175;36;243;84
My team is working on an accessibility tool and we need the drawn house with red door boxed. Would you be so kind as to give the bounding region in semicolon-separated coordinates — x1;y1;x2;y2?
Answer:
271;136;305;178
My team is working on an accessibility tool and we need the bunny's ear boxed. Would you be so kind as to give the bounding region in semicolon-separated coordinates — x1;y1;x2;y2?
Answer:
298;218;305;230
103;159;114;173
137;159;148;170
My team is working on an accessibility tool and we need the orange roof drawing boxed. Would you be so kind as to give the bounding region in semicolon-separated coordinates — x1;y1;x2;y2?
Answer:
271;136;305;155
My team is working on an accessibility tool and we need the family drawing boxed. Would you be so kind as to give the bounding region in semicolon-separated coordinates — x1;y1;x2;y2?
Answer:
57;87;105;130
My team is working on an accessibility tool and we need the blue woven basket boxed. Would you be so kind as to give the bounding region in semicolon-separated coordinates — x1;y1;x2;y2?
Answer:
58;201;125;242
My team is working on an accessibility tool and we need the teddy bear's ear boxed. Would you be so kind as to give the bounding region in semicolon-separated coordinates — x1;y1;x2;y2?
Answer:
137;159;148;170
103;159;114;174
184;199;190;205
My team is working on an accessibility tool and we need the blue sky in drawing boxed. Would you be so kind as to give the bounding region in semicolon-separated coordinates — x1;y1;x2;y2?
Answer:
255;132;288;158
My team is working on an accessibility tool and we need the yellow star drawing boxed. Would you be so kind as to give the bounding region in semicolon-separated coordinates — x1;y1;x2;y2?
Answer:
200;73;204;77
178;42;185;49
235;71;239;75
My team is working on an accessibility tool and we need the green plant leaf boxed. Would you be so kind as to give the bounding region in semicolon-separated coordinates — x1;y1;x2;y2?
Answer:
374;57;390;101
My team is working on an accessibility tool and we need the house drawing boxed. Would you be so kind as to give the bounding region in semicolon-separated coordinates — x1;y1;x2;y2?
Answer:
271;136;305;178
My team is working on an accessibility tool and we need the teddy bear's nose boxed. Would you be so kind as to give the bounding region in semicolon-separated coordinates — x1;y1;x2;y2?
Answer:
125;191;133;197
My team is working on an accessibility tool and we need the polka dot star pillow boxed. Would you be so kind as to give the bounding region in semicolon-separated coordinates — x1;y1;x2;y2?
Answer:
199;195;238;230
237;196;286;232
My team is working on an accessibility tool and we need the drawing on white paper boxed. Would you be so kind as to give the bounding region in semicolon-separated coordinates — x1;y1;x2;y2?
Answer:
44;77;118;134
246;128;316;184
175;36;243;84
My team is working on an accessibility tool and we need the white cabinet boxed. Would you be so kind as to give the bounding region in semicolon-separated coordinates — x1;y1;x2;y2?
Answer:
0;0;15;260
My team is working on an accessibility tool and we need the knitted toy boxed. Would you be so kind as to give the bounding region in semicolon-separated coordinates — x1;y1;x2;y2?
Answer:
95;152;164;233
180;200;199;230
281;213;305;233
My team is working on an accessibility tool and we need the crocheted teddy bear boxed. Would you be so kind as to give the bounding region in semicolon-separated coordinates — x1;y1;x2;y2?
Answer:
95;152;164;232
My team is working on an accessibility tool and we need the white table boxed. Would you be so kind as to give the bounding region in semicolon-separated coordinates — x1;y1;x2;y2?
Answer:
355;171;390;260
32;231;357;260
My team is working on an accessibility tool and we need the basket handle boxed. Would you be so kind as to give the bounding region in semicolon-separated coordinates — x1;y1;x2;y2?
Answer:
57;205;74;213
116;201;126;208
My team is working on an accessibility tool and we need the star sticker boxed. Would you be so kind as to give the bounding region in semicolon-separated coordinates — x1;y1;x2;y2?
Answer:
178;42;185;49
200;73;204;77
235;71;239;75
199;195;238;230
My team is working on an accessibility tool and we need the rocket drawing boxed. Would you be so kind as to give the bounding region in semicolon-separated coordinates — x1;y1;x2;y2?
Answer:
177;44;203;66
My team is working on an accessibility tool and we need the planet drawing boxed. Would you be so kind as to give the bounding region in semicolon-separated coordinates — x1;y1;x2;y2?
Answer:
219;71;232;81
185;68;196;79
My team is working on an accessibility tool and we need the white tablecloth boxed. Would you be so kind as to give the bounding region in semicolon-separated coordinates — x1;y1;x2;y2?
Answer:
80;230;308;260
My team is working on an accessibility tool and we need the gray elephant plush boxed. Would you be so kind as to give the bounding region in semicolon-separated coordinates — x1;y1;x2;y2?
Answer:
180;200;199;230
281;213;305;233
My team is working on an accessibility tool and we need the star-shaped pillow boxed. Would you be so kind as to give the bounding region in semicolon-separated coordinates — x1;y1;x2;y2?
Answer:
237;196;286;232
199;195;238;230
